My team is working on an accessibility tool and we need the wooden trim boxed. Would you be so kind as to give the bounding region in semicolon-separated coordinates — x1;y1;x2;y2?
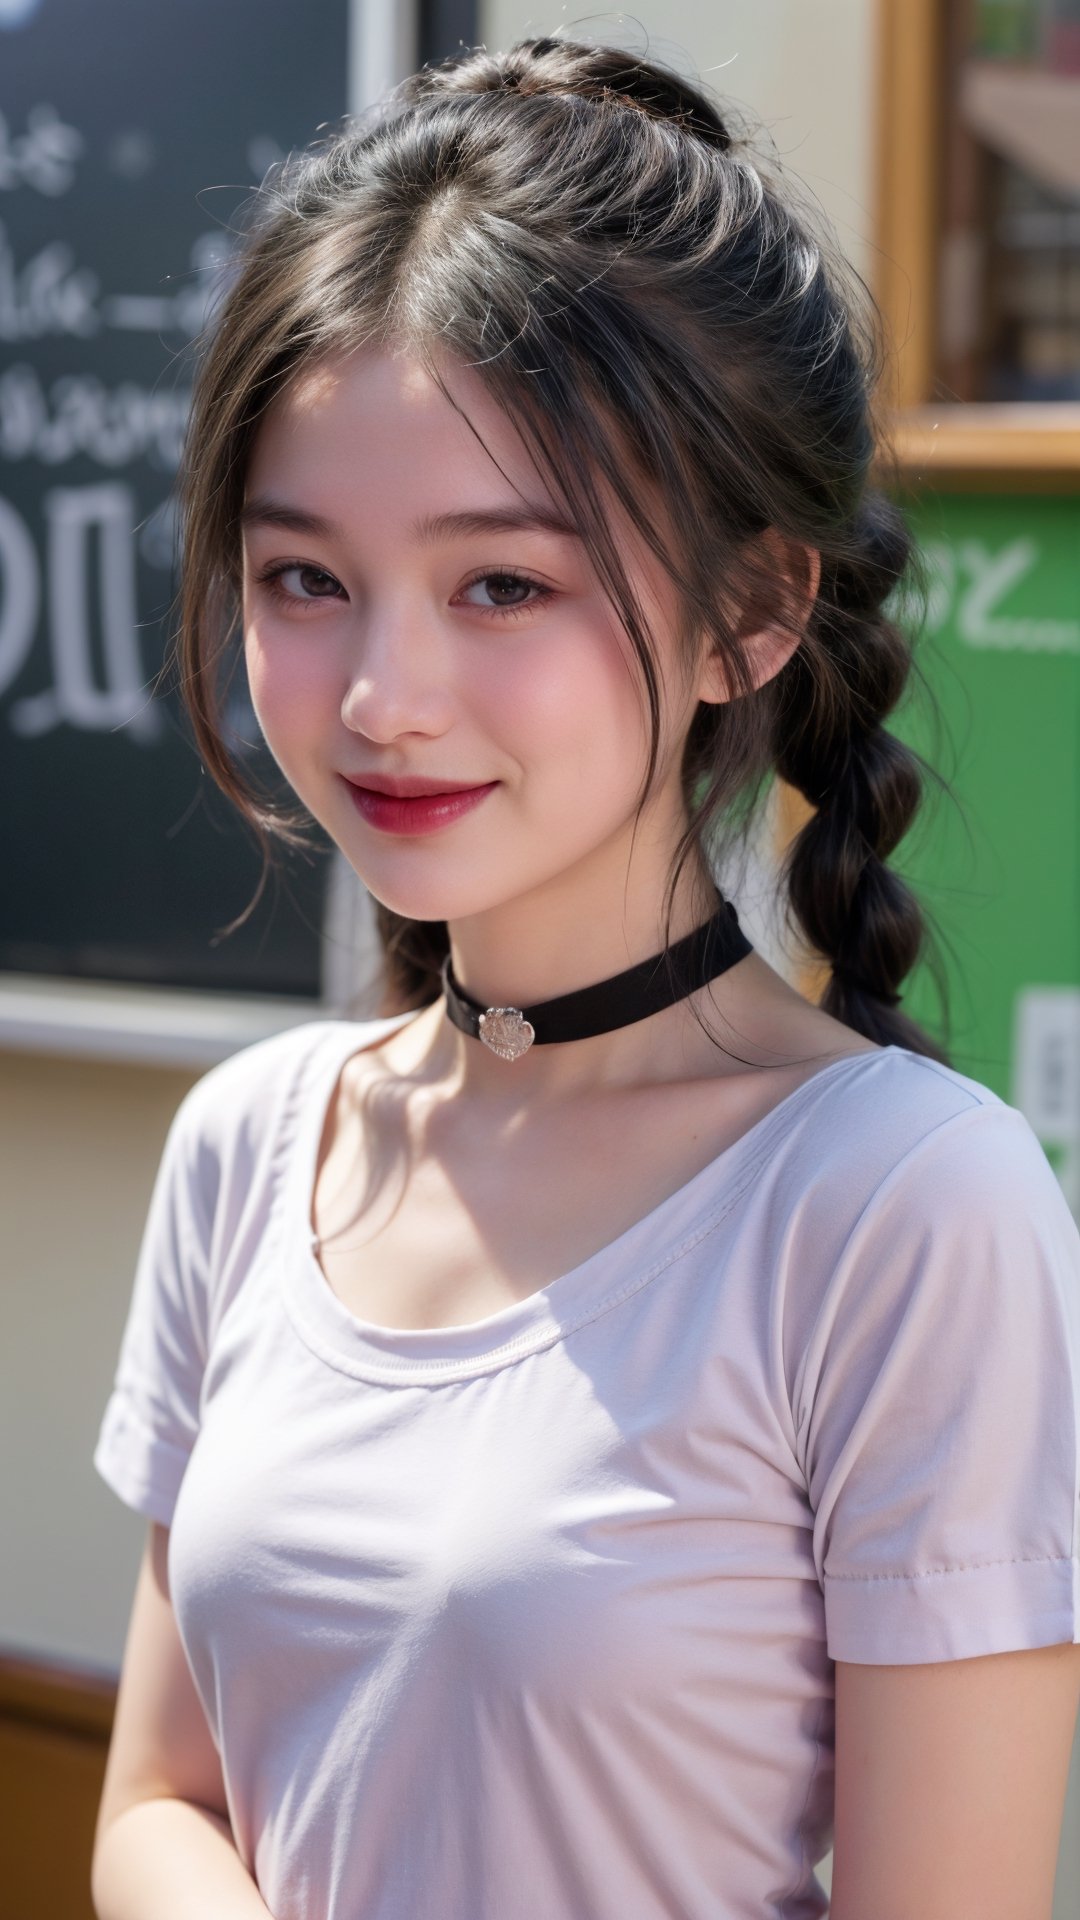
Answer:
873;0;942;412
873;0;1080;475
0;1648;115;1920
875;403;1080;486
0;1647;116;1741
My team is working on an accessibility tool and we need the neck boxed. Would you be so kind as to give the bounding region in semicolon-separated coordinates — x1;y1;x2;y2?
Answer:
439;771;712;1012
401;858;742;1099
448;842;720;1005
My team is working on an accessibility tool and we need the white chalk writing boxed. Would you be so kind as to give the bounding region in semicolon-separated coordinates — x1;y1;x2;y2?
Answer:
955;538;1080;653
1;485;163;741
0;223;237;341
0;218;99;338
889;535;1080;655
0;104;83;197
0;492;40;697
0;363;190;469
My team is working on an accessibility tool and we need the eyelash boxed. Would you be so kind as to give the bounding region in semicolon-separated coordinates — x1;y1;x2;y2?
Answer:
253;561;554;623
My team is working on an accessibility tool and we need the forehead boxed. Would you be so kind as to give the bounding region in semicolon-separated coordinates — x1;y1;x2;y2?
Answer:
240;346;682;632
245;347;545;499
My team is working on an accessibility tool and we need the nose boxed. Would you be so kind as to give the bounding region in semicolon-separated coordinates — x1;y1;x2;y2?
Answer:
340;599;453;742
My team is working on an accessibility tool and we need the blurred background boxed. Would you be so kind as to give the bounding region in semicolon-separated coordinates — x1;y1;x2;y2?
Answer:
1;1;1077;1913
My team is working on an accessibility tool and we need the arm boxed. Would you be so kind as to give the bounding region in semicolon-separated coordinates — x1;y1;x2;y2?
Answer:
92;1800;273;1920
829;1641;1080;1920
91;1522;273;1920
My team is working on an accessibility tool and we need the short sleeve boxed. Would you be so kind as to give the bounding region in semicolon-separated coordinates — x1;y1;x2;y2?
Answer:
799;1101;1080;1664
93;1080;218;1529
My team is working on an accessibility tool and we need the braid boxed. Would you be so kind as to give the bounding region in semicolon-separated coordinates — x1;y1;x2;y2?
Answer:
774;493;949;1060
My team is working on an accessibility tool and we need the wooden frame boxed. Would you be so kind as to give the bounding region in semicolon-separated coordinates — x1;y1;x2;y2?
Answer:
873;0;1080;486
0;1648;114;1919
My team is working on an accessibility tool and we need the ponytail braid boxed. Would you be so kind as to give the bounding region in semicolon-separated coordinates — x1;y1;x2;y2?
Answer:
774;493;950;1062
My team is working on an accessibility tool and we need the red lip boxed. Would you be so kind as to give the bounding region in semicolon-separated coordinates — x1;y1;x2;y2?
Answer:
341;775;498;837
343;773;488;798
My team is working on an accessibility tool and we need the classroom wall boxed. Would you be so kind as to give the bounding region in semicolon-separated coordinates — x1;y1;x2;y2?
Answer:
1;1047;199;1670
4;5;1077;1913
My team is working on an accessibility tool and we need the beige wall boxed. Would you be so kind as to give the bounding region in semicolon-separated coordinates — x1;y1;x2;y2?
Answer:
2;1046;200;1670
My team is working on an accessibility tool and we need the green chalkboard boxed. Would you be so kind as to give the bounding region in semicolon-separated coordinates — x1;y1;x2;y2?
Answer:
888;490;1080;1207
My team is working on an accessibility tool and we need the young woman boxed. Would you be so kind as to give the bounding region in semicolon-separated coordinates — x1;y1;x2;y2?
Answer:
91;37;1080;1920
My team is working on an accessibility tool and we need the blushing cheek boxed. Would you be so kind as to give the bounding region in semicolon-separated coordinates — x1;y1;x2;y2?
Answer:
538;639;646;793
244;627;327;779
497;622;640;756
479;629;648;836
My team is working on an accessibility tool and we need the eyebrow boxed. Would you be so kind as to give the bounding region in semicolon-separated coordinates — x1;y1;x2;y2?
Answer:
239;497;582;545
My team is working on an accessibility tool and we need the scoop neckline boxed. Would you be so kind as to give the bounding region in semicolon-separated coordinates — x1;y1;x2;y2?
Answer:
277;1016;898;1386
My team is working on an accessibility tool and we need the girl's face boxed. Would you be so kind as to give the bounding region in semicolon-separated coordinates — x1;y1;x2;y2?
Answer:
241;346;724;929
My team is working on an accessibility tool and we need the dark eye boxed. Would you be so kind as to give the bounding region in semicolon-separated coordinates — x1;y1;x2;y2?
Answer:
259;563;344;604
459;571;552;618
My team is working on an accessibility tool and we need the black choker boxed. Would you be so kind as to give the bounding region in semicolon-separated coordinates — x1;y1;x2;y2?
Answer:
440;896;753;1061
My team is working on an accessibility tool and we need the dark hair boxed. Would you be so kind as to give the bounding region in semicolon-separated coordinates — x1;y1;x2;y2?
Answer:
171;33;955;1064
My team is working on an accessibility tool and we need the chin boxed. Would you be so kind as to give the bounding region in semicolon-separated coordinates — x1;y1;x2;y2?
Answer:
341;862;516;926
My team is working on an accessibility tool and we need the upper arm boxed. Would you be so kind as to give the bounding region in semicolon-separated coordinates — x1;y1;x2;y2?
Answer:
800;1104;1080;1671
830;1643;1080;1920
94;1521;229;1859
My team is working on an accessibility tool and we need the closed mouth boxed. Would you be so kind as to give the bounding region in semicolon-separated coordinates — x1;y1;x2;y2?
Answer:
343;775;494;798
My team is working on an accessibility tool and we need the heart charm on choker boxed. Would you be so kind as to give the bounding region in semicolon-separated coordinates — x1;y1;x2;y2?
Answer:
439;895;753;1062
477;1008;537;1060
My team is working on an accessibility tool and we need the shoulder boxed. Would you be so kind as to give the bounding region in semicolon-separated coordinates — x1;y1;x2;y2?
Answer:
859;1046;1066;1218
769;1043;1079;1318
830;1038;1006;1124
783;1042;1038;1204
781;1044;1080;1337
165;1013;407;1191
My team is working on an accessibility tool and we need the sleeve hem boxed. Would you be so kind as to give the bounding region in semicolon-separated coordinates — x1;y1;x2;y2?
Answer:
92;1389;192;1530
824;1552;1080;1664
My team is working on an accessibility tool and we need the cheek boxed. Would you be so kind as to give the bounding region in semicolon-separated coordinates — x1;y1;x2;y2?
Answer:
244;623;331;753
478;621;649;777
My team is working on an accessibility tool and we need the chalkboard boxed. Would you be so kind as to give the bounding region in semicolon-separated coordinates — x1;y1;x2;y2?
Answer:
0;0;476;999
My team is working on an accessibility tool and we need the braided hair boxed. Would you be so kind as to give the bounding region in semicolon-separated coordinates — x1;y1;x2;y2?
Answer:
174;33;953;1063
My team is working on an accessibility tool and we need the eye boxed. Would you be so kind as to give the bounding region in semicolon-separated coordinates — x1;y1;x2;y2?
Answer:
458;570;553;620
255;562;345;607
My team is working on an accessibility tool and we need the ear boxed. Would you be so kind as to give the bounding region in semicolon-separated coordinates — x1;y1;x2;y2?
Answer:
696;529;821;706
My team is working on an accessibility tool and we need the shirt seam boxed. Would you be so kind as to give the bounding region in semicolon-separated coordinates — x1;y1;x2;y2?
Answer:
824;1551;1077;1583
99;1385;192;1468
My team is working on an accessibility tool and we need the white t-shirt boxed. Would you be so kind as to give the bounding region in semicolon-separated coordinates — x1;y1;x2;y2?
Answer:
94;1015;1080;1920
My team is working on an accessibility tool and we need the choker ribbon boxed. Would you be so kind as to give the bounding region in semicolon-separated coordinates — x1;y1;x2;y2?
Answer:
440;896;753;1061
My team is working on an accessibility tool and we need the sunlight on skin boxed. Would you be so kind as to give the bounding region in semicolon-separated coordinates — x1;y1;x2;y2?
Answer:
242;346;725;946
241;343;825;1098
